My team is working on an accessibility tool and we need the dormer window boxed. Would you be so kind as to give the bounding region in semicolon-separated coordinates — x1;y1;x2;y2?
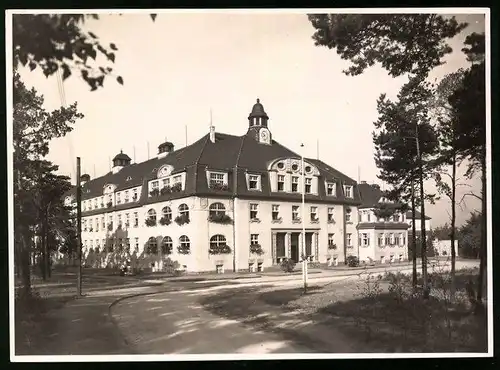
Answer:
209;172;225;186
133;188;138;200
277;175;285;192
291;176;299;192
247;174;261;191
207;171;228;191
126;176;132;181
116;192;121;204
152;181;159;190
344;185;353;198
326;182;336;196
305;178;312;194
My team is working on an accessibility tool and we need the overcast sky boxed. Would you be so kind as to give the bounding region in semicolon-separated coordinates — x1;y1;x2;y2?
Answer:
16;10;486;227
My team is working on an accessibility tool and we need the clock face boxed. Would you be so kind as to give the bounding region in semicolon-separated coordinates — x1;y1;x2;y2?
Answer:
260;129;270;143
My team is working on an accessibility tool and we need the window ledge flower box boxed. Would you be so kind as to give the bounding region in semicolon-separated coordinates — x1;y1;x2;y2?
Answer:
107;202;113;208
177;245;191;255
310;219;320;224
292;219;302;224
107;224;113;231
208;213;233;225
159;217;172;226
175;214;190;226
271;217;283;224
209;244;232;255
145;218;157;227
149;189;160;197
327;219;336;224
249;244;264;255
88;228;93;232
209;183;230;191
250;218;261;223
100;203;104;208
328;244;337;251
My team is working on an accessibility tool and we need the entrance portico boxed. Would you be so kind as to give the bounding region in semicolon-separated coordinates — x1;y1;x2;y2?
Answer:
271;229;320;265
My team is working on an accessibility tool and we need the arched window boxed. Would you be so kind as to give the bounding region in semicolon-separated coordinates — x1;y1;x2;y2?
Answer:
210;234;227;247
161;236;173;254
178;203;189;217
209;202;226;217
162;206;172;221
179;235;190;250
147;236;158;254
147;209;157;221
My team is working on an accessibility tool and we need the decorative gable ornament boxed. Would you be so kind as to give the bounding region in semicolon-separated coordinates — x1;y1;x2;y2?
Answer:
103;184;117;194
157;165;174;179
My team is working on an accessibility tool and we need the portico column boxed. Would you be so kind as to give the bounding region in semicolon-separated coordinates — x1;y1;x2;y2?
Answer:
314;232;319;261
271;232;277;265
286;232;291;259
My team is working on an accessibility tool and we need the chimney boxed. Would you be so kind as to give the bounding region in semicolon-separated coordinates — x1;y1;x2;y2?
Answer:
80;174;90;186
209;126;216;143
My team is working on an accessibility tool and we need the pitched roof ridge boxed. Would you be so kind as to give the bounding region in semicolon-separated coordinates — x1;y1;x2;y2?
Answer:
310;158;356;183
194;133;211;167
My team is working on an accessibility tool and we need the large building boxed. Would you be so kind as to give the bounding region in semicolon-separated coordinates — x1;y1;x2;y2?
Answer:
64;99;410;272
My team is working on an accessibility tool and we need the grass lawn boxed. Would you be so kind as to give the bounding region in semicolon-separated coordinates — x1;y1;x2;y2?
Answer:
258;270;488;353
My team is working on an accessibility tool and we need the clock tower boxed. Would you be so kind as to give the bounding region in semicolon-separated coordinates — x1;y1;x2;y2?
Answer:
247;98;272;144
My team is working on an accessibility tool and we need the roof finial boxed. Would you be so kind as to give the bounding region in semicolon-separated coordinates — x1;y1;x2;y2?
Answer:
256;98;260;103
120;149;123;154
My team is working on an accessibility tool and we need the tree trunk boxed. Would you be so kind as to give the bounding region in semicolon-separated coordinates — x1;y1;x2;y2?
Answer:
45;211;51;278
416;128;429;299
411;178;418;288
19;228;32;295
40;225;47;281
475;155;487;314
450;152;457;300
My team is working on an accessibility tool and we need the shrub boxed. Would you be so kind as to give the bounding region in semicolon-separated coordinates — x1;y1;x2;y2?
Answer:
208;213;233;224
280;258;296;273
209;244;232;255
159;216;171;226
346;255;360;267
249;244;264;255
174;214;190;226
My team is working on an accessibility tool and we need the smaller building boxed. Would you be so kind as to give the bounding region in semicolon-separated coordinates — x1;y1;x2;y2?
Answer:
433;239;459;257
406;210;432;233
357;182;409;264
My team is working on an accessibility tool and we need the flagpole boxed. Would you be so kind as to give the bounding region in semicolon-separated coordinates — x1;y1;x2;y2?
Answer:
301;143;307;293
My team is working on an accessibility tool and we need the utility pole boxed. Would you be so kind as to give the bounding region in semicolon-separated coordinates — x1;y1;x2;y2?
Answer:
76;157;82;297
300;144;308;293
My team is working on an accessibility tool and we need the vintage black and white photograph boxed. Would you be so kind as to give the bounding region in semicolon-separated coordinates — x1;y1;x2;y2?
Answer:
8;8;491;360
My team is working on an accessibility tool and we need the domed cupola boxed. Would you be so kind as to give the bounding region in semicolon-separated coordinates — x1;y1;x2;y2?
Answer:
247;98;272;145
112;150;131;174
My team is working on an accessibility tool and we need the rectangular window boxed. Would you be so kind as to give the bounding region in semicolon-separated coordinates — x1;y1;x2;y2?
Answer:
277;175;285;191
125;213;130;227
328;233;335;247
100;196;104;207
124;190;129;203
291;176;299;192
116;192;121;204
362;233;369;246
108;194;112;203
209;172;224;186
393;213;400;222
402;234;406;246
249;203;258;219
345;211;352;223
95;218;99;232
83;202;86;211
94;199;97;209
305;178;312;193
88;200;92;211
310;206;318;221
118;214;122;228
377;233;383;246
101;217;105;229
327;207;334;222
89;219;93;231
133;188;138;200
389;233;395;244
162;178;170;188
108;215;112;224
152;181;159;190
326;183;336;196
250;234;259;245
134;237;139;253
271;205;280;220
292;205;300;221
248;174;260;190
134;212;139;227
385;234;391;245
367;212;371;222
344;185;353;198
394;234;401;245
346;233;352;246
173;175;182;184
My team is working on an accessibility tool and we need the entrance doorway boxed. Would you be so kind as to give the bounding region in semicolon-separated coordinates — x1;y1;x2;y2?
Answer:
290;233;300;262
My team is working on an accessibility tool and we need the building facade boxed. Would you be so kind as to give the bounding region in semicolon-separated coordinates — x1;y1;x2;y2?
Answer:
64;99;410;272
